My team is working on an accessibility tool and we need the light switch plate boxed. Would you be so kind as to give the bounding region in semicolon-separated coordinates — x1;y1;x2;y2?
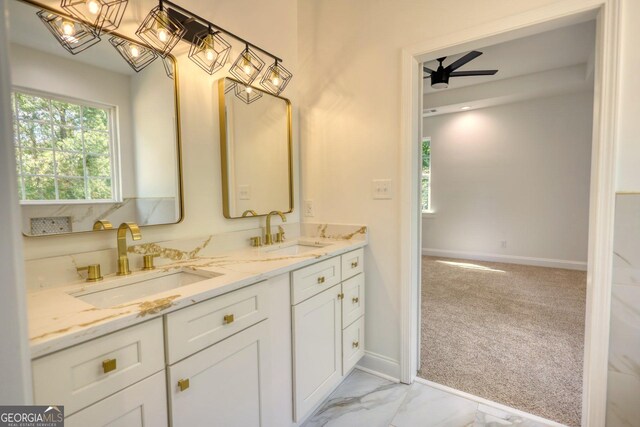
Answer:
303;200;314;217
372;179;392;199
238;185;251;200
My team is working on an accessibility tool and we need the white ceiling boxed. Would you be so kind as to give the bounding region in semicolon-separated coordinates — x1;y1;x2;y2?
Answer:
423;20;596;115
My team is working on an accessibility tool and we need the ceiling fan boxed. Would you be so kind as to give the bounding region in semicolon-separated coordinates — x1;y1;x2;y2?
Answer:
423;51;498;89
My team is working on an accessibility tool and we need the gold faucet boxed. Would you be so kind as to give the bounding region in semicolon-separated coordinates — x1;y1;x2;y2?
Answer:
242;209;258;217
265;211;286;245
116;222;142;276
93;219;113;230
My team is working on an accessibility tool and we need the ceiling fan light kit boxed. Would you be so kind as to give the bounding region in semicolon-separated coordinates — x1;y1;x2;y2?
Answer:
424;50;498;89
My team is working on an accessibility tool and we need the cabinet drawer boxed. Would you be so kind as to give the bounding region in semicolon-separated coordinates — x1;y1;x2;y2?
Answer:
165;281;268;364
32;318;164;416
342;315;365;375
292;256;341;305
341;248;364;281
65;371;168;427
168;321;269;427
342;274;365;328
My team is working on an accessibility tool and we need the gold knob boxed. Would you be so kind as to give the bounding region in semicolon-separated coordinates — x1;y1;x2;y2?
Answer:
352;340;360;349
178;378;190;391
352;297;359;304
223;314;235;324
102;358;117;374
351;261;359;268
77;264;103;282
338;293;344;300
142;254;158;270
317;276;325;284
250;236;262;247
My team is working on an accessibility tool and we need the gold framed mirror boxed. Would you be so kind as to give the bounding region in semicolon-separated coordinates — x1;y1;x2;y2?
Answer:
218;77;293;219
9;0;184;236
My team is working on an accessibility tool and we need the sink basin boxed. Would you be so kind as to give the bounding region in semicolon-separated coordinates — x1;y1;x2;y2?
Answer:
263;241;330;256
71;270;222;308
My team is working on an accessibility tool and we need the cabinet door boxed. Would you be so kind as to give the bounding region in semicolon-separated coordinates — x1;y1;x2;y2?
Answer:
342;273;365;328
65;371;167;427
292;285;342;422
168;321;269;427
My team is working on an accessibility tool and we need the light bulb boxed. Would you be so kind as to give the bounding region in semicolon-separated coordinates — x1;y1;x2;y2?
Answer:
245;86;253;94
61;20;76;36
129;44;140;58
241;56;253;75
271;71;281;87
86;0;100;15
157;27;169;43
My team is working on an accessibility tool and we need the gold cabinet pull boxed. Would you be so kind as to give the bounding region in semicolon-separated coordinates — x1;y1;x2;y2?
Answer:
317;276;326;284
102;358;117;374
352;297;359;304
223;314;235;324
338;293;344;300
178;378;190;392
351;261;359;268
352;340;360;349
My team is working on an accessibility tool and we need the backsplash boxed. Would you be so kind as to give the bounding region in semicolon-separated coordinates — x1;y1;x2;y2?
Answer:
607;193;640;426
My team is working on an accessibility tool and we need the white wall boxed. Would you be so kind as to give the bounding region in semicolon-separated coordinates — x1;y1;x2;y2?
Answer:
422;92;593;267
298;0;639;379
18;0;299;260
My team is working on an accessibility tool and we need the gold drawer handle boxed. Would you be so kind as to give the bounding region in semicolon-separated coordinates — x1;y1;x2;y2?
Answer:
178;378;190;392
317;276;325;284
352;297;359;304
223;314;235;324
351;261;359;268
338;292;344;300
102;358;117;374
352;340;360;349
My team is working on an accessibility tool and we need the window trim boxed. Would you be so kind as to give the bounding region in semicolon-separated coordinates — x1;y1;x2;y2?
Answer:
421;137;433;214
12;86;122;205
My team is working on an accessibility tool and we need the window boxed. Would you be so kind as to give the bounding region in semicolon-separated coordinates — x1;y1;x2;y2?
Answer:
11;90;117;203
421;138;431;212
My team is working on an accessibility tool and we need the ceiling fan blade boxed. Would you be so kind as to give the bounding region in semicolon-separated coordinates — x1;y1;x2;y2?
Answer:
449;70;498;77
423;66;436;74
445;51;483;72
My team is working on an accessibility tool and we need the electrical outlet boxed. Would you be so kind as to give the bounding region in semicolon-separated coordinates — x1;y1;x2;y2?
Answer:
238;185;251;200
372;179;392;200
303;200;314;217
501;240;507;249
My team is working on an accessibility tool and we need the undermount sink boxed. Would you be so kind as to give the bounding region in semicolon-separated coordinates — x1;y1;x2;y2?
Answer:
70;269;222;309
263;241;331;256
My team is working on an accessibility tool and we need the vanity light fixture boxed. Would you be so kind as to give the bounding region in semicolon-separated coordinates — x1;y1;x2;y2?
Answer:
135;1;186;57
229;45;265;84
60;0;128;35
36;10;101;55
188;26;231;75
234;83;262;104
162;56;175;79
260;60;292;95
109;36;158;72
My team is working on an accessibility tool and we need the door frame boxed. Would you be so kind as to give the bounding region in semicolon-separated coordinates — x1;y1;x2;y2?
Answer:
398;0;621;425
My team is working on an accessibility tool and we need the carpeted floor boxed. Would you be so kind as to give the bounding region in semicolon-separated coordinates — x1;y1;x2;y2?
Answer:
418;256;586;427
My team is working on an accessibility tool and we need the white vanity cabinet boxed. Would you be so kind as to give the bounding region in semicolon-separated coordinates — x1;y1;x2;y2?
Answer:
292;248;366;422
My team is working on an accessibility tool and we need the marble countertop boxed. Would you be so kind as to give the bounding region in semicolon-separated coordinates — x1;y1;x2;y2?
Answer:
27;235;366;359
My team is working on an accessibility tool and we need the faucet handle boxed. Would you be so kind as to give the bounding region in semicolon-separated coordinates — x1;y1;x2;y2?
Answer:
275;226;286;243
250;236;263;247
77;264;103;282
142;254;159;271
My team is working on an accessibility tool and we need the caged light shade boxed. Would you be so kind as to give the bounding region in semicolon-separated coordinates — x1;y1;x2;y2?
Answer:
260;61;292;95
234;83;262;105
135;5;186;57
162;56;175;79
60;0;128;35
36;10;101;55
188;29;231;75
109;36;158;72
229;46;264;85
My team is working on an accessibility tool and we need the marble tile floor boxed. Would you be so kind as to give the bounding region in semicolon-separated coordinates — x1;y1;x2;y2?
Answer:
302;369;563;427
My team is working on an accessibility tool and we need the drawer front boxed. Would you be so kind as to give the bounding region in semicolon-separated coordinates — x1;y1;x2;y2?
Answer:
342;274;365;328
292;256;341;305
165;281;268;364
341;248;364;281
342;315;365;375
65;371;168;427
32;318;164;416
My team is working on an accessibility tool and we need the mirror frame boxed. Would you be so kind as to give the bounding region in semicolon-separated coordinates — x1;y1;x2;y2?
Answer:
15;0;185;236
217;77;293;219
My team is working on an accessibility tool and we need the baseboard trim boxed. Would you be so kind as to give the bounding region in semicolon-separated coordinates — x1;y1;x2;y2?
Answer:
422;248;587;271
414;377;566;427
356;351;401;381
354;365;400;383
